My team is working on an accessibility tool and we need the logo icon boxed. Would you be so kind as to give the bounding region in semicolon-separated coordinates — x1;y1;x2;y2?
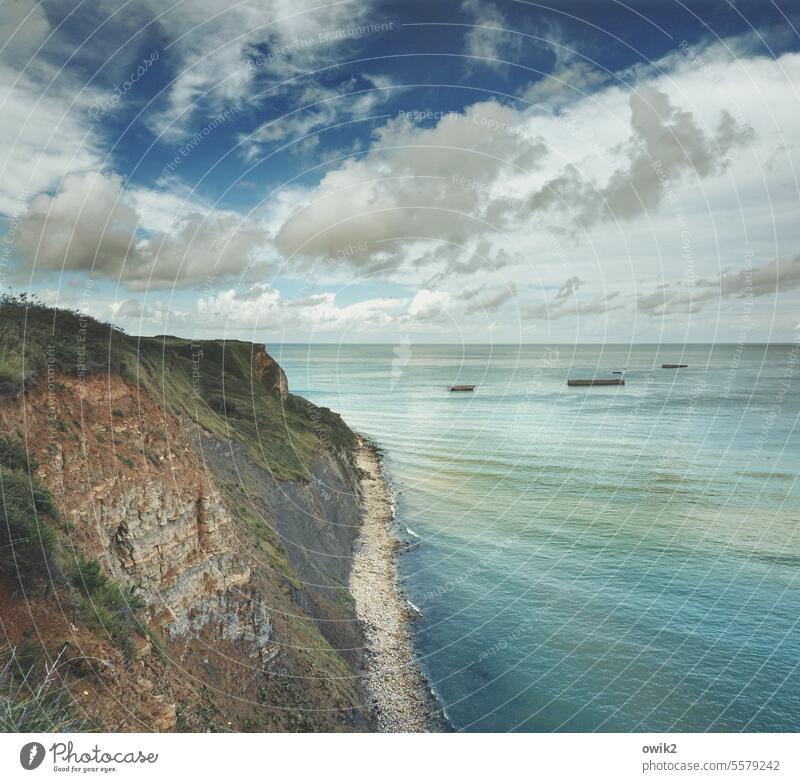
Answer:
20;742;45;770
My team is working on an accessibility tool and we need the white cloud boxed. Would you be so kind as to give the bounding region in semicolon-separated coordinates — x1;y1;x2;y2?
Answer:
521;60;610;109
459;281;517;313
145;0;379;138
523;278;623;320
0;0;50;67
404;289;453;323
240;73;405;159
268;39;800;340
637;255;800;314
274;99;547;269
0;1;106;214
461;0;524;66
14;171;273;288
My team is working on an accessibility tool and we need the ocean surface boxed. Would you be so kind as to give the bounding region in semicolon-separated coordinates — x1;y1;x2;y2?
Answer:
275;343;800;732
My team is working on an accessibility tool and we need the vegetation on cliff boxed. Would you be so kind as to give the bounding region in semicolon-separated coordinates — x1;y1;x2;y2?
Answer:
0;296;368;732
0;295;354;481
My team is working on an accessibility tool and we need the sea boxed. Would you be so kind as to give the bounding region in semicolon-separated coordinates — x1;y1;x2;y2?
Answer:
274;343;800;732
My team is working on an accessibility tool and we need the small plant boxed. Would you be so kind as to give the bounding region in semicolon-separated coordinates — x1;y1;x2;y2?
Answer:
0;436;37;473
0;646;92;732
143;448;161;468
0;468;57;583
68;556;145;645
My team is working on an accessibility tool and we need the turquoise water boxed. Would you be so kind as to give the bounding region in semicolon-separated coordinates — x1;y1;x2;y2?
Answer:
275;343;800;732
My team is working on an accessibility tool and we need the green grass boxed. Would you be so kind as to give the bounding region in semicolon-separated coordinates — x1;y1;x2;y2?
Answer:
0;427;143;649
0;295;356;481
0;434;57;584
0;646;94;732
66;557;145;646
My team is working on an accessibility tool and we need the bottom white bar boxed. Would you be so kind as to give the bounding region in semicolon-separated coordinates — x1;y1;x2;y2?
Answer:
0;732;795;781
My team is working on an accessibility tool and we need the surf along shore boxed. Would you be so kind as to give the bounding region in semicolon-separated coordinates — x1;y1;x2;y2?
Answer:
351;437;448;732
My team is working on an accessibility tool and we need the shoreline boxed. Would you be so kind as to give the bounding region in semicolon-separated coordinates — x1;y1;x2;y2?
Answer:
350;436;448;732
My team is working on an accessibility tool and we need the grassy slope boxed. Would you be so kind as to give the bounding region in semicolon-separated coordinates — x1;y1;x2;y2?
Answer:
0;296;355;481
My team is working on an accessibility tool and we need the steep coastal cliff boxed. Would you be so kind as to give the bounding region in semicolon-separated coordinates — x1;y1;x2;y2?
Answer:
0;298;370;731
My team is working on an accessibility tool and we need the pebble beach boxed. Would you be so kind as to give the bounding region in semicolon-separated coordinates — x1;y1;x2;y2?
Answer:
350;438;446;732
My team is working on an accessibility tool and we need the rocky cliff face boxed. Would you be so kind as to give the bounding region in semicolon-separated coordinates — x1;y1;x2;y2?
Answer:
0;308;370;731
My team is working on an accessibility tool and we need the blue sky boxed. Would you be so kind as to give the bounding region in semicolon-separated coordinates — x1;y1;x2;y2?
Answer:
2;0;800;342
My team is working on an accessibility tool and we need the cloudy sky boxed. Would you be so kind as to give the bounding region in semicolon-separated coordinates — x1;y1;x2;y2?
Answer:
2;0;799;343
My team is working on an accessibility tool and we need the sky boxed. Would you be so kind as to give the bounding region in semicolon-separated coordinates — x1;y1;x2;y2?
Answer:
1;0;800;343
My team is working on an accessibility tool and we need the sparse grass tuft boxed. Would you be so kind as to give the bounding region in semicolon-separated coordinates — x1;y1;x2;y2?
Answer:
67;557;145;646
0;646;93;732
0;466;58;584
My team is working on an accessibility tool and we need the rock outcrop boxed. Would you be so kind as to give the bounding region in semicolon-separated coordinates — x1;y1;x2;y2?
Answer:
253;345;289;400
0;315;370;731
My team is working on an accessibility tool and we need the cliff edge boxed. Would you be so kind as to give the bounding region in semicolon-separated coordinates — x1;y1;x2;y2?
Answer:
0;297;370;732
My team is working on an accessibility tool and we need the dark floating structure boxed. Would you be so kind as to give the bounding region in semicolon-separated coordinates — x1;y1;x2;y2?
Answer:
662;363;688;368
448;384;477;392
567;378;625;387
612;370;624;375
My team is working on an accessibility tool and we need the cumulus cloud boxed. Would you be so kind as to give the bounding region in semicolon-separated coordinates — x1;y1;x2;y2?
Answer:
0;0;50;66
102;282;512;336
521;60;609;108
403;289;454;323
240;73;405;159
273;50;761;283
636;284;717;316
637;255;800;315
526;85;751;227
0;1;108;214
461;0;524;66
14;172;272;288
720;255;800;298
523;278;622;320
144;0;380;137
459;281;517;313
197;284;407;335
274;99;547;270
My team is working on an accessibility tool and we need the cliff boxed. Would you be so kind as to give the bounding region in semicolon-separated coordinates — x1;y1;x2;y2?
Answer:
0;298;370;731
